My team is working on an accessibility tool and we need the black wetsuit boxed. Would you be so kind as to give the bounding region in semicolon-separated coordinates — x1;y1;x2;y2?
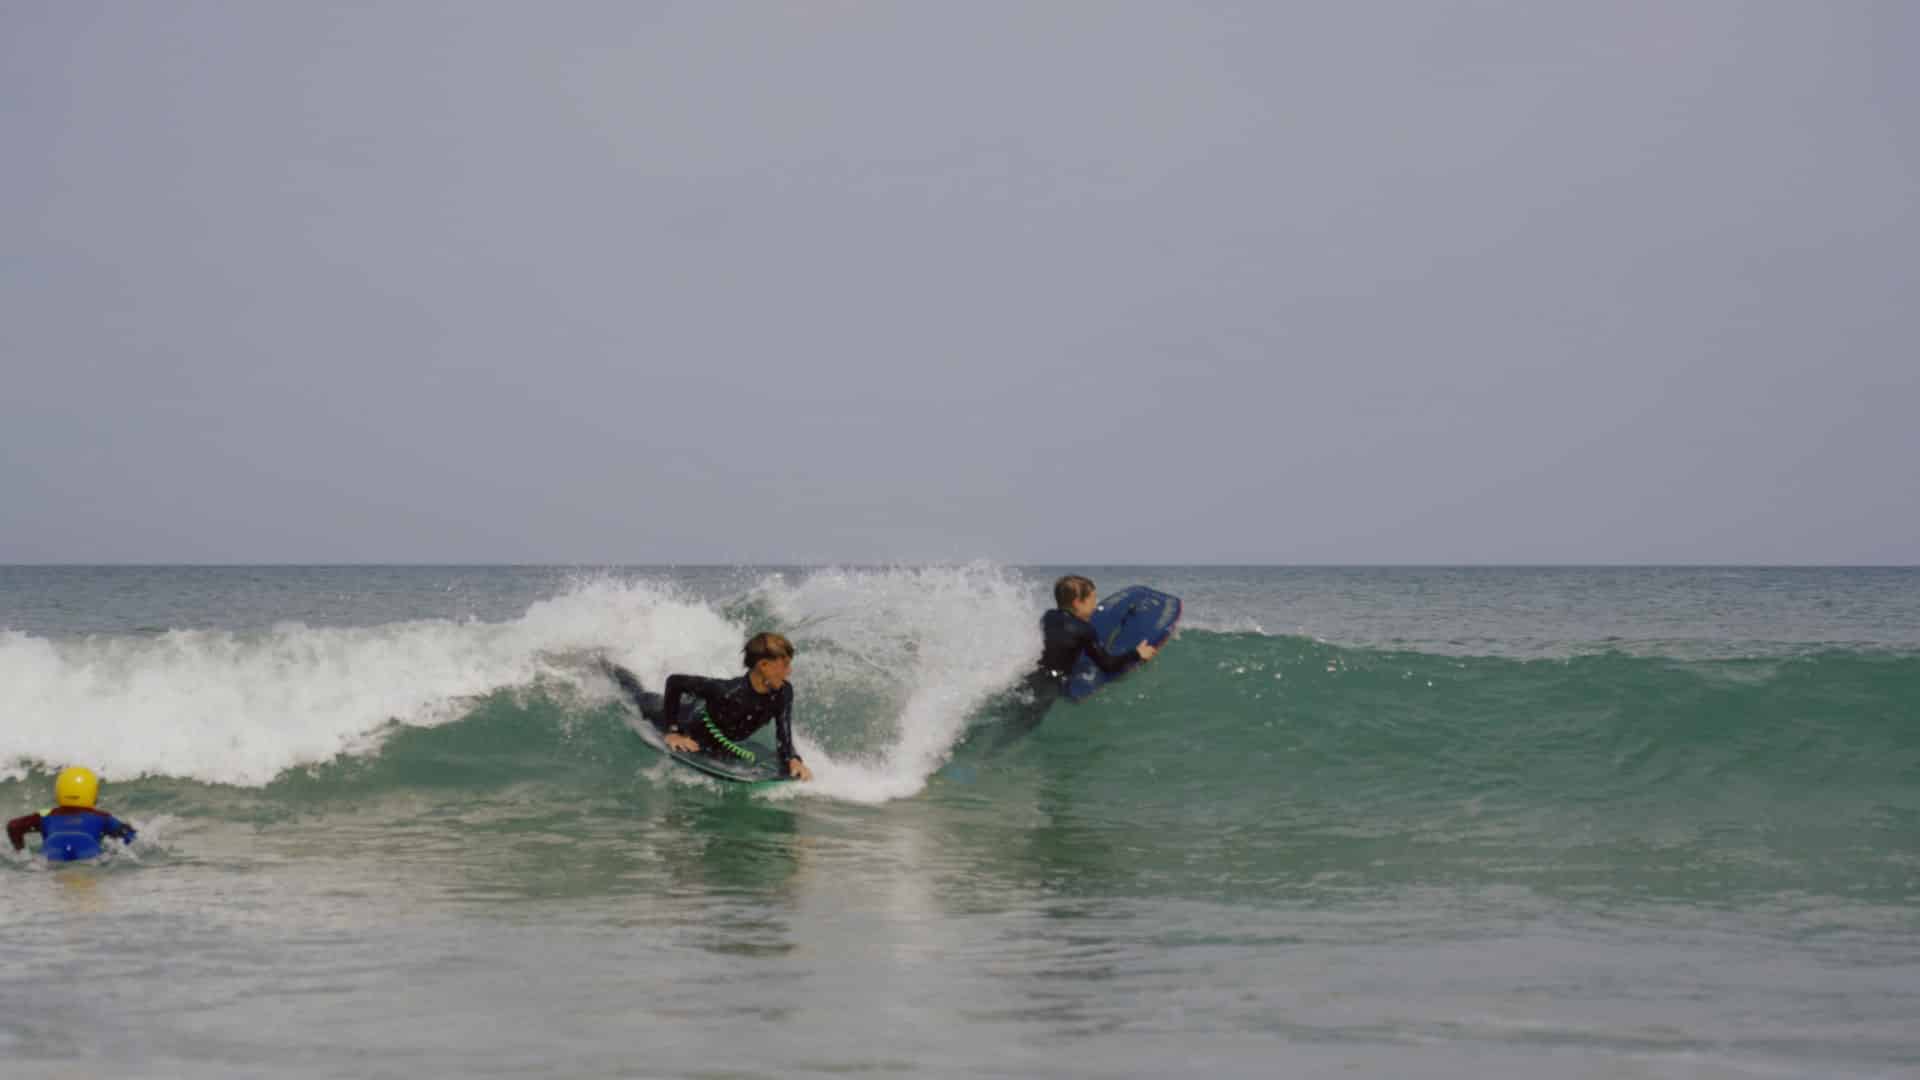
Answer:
1017;608;1140;709
1034;609;1137;684
983;609;1141;750
657;673;800;772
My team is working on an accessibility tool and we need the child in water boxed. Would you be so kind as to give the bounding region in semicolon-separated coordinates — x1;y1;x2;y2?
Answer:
988;575;1161;749
1031;574;1158;696
7;766;138;862
615;632;813;781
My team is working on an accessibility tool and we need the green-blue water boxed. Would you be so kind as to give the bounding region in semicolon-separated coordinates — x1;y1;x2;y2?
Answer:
3;566;1917;1077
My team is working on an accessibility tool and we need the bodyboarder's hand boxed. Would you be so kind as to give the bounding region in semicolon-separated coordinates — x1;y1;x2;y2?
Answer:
665;732;700;753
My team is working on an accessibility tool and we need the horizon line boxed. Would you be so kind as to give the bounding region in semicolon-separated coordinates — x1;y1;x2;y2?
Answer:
3;561;1916;570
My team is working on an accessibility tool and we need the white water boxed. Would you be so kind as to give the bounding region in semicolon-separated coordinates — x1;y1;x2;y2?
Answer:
1;566;1040;799
753;563;1037;803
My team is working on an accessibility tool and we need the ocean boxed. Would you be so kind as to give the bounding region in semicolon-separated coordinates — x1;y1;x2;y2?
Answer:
2;565;1916;1078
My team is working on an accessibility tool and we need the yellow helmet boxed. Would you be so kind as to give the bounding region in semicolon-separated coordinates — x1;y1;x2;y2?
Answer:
55;766;100;808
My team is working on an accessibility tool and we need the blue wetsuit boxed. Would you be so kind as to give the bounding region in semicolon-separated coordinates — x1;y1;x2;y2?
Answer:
8;807;137;862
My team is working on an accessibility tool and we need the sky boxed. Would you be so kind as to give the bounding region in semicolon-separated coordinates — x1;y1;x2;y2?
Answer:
3;1;1915;565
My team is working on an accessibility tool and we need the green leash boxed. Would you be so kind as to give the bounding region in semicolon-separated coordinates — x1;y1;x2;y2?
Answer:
699;714;757;762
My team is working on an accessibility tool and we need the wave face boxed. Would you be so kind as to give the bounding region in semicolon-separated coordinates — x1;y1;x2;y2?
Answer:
2;566;1915;901
1045;633;1916;832
0;566;1039;794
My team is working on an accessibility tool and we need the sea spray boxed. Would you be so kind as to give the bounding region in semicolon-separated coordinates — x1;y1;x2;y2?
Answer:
753;563;1038;802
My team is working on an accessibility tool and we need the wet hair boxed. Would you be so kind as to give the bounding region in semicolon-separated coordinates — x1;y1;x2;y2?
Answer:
1053;575;1097;609
742;631;795;669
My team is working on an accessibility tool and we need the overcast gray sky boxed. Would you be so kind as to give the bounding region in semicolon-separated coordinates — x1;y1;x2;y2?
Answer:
3;1;1915;564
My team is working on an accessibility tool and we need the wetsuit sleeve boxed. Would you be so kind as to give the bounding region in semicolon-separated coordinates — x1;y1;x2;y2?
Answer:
660;674;717;735
774;687;798;769
660;674;691;733
106;815;136;844
7;813;41;851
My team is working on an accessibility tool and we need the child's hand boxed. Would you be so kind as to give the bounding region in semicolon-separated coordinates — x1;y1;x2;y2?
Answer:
664;733;700;752
789;758;813;781
1136;643;1159;661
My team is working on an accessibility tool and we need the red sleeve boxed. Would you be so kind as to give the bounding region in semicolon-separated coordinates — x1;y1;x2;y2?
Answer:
7;813;42;851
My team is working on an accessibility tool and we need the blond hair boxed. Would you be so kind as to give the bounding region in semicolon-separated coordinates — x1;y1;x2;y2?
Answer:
742;631;795;668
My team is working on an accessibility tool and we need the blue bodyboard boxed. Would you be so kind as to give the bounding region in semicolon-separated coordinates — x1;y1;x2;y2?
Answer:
602;660;791;785
1064;586;1182;702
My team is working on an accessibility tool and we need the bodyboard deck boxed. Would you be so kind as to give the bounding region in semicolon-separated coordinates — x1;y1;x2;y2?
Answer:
1065;586;1182;702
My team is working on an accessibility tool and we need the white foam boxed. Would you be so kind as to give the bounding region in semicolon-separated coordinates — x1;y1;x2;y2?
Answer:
1;567;1041;801
751;563;1038;803
0;577;730;787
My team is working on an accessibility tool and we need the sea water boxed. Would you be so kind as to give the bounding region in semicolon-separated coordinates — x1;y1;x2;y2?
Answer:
2;565;1916;1078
